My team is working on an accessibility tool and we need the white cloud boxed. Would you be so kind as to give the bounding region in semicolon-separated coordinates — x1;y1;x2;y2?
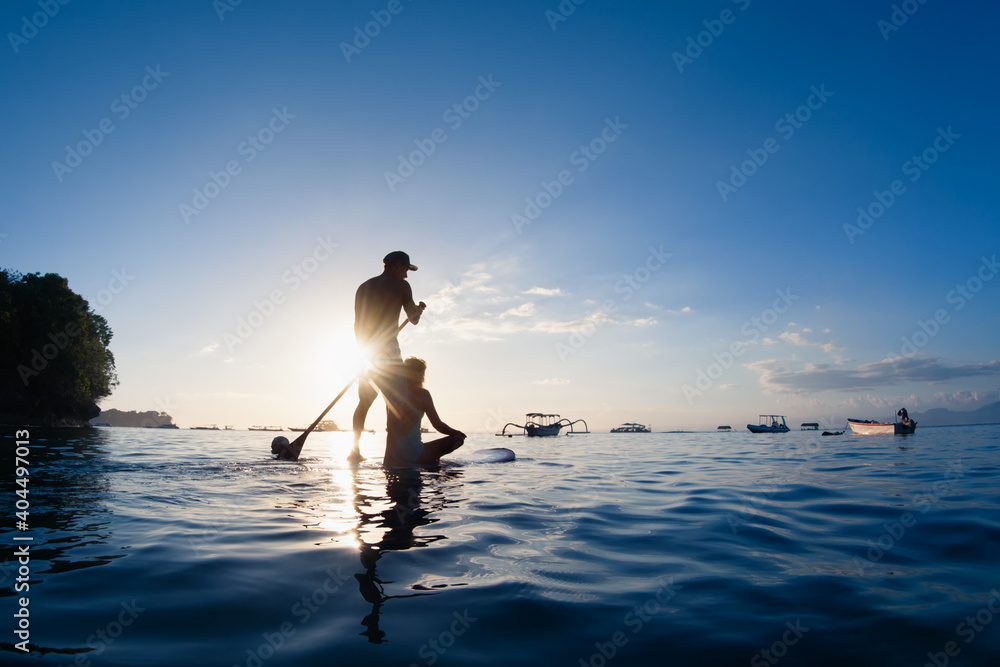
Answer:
532;378;571;385
501;302;536;318
523;286;565;296
779;332;810;346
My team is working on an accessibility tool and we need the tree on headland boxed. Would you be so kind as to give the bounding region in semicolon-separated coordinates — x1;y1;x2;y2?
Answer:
0;269;118;425
94;409;174;428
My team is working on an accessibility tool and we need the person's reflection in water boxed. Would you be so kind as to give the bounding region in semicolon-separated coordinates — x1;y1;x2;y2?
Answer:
350;466;459;643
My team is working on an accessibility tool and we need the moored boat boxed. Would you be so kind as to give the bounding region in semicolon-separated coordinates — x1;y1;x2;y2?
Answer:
611;423;651;433
847;419;917;435
747;415;789;433
500;413;589;437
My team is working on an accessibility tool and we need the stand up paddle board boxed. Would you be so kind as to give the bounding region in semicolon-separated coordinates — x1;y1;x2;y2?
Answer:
455;447;515;464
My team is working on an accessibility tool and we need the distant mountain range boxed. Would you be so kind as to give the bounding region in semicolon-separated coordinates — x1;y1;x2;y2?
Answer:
911;401;1000;426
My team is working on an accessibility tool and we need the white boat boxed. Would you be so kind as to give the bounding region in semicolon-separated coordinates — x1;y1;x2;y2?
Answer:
847;419;917;435
499;413;589;437
747;415;789;433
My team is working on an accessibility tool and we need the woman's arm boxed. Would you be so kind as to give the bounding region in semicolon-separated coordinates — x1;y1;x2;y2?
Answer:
420;390;464;438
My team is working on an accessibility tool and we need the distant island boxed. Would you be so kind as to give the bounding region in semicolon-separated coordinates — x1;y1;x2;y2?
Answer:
0;269;118;427
911;401;1000;427
92;409;175;428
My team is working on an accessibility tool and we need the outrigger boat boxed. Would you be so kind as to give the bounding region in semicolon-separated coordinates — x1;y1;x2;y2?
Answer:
500;413;589;437
747;415;790;433
847;418;917;435
611;423;650;433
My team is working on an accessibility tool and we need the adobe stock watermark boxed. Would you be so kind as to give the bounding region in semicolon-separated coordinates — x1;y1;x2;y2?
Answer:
716;84;832;201
213;0;244;22
384;74;502;192
221;236;338;353
555;245;670;362
139;396;182;429
51;65;169;182
877;0;930;41
512;116;628;234
672;0;751;73
53;600;145;667
16;268;132;388
189;505;237;555
233;567;351;667
340;0;415;63
577;578;682;667
545;0;587;31
750;619;810;667
852;459;962;576
921;588;1000;667
91;268;135;313
408;610;477;667
682;287;799;403
887;254;996;360
725;440;823;533
179;106;295;223
843;126;959;244
7;0;71;54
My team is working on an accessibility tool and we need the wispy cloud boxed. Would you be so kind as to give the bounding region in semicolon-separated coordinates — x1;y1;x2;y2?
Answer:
748;356;1000;394
501;302;536;318
779;330;844;353
532;377;571;385
421;261;657;342
523;286;565;296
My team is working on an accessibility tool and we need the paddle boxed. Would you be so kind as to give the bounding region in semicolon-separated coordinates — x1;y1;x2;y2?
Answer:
279;319;411;461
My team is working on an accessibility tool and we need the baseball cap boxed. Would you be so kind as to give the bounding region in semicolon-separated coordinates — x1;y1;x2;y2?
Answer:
383;251;417;271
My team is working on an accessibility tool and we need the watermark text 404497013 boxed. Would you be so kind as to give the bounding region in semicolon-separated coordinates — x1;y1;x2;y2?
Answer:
12;430;32;653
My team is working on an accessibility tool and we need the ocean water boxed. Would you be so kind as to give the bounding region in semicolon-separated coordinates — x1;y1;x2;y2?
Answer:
2;425;999;667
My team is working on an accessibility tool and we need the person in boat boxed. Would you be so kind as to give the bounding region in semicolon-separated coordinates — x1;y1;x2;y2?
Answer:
897;407;910;424
351;251;426;463
386;356;466;466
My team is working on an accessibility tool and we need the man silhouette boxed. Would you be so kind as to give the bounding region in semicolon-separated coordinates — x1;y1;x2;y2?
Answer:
351;251;425;463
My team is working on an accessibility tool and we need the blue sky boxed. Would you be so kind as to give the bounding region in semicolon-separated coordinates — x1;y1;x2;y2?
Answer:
4;0;998;431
